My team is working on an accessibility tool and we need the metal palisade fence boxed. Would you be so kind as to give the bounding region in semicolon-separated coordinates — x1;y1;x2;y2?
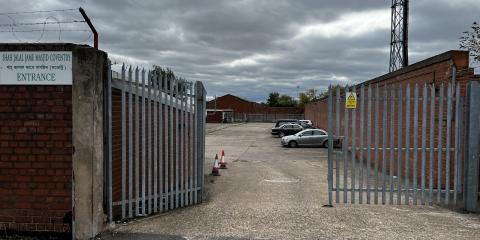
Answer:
105;60;206;221
327;82;465;206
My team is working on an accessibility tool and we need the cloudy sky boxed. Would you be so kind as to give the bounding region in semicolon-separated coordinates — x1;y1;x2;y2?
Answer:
0;0;478;101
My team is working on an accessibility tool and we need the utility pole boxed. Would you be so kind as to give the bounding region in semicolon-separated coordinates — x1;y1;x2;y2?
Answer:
389;0;409;72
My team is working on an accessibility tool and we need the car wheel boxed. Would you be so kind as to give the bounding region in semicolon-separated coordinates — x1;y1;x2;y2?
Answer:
289;141;298;148
279;132;285;138
322;140;328;148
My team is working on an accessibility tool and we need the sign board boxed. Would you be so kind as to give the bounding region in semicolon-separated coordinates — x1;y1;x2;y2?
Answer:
0;51;72;85
345;91;357;109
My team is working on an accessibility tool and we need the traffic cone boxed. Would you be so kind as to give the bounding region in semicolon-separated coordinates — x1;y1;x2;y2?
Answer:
211;154;220;176
219;149;227;169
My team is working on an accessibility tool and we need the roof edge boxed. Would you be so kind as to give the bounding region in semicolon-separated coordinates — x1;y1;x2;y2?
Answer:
361;50;468;86
311;50;469;104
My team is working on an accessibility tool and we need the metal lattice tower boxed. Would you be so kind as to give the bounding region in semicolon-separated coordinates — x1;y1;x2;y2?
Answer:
389;0;409;72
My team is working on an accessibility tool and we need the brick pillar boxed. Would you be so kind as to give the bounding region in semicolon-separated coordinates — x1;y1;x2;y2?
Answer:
0;44;108;239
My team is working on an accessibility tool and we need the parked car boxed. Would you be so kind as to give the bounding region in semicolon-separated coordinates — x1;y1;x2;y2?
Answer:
223;116;233;123
271;123;304;137
298;121;314;129
274;119;300;127
299;120;312;125
281;129;342;148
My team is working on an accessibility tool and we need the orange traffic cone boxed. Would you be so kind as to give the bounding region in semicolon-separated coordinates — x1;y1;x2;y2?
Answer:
211;154;221;176
219;149;227;169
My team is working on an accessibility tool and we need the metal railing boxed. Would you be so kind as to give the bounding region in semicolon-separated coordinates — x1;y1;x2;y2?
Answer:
327;82;464;206
105;61;206;221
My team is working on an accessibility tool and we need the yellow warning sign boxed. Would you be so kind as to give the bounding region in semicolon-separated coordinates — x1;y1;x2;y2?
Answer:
345;92;357;109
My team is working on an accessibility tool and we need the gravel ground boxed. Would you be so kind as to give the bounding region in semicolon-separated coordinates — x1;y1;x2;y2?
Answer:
104;123;480;240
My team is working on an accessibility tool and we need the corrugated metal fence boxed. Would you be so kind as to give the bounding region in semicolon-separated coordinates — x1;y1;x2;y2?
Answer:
327;82;466;206
105;61;206;221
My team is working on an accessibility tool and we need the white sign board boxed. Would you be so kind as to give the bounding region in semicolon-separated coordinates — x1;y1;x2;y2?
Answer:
0;51;72;85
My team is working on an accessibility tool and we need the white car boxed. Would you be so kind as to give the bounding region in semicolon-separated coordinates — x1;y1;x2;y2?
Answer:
299;120;312;125
281;129;342;148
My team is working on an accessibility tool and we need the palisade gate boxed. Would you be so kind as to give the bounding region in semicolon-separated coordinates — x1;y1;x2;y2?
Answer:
326;80;479;210
104;60;206;221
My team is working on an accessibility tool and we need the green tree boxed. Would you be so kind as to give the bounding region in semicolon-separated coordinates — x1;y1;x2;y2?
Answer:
298;92;311;108
459;21;480;64
278;94;297;107
267;92;280;107
152;65;176;90
298;88;319;108
318;84;346;99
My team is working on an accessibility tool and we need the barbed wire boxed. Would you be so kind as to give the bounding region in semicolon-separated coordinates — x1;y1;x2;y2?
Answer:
38;16;61;42
0;29;90;33
0;8;92;44
0;20;85;27
5;15;21;42
0;8;78;15
74;33;92;44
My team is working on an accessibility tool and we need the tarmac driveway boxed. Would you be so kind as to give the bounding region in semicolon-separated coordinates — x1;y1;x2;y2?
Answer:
105;123;480;240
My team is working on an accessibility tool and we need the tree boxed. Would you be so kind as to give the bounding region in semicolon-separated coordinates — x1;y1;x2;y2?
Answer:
152;65;176;90
298;92;311;108
267;92;298;107
318;84;347;99
459;21;480;64
298;88;319;108
278;94;297;107
267;92;280;107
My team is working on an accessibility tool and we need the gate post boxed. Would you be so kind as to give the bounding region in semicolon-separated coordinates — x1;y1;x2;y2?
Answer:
72;46;108;239
327;86;333;206
464;81;480;212
105;59;113;222
195;81;206;203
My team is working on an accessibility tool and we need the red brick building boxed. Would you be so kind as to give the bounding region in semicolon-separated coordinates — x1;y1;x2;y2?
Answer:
207;94;303;122
206;109;233;123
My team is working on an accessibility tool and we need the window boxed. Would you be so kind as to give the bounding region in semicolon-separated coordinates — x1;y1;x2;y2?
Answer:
314;130;327;136
301;130;314;136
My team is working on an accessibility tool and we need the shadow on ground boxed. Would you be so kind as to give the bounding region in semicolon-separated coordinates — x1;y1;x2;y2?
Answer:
101;232;270;240
100;233;185;240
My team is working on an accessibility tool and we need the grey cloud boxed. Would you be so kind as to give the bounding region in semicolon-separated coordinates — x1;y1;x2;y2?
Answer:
0;0;477;101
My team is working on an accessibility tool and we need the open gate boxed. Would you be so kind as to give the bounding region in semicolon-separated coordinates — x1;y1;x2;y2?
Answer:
104;60;206;222
326;82;466;206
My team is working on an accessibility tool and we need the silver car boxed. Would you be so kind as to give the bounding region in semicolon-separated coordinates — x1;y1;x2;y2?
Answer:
281;129;340;148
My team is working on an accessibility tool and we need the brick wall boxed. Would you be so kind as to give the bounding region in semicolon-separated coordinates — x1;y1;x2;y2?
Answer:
0;44;107;239
0;85;72;232
305;50;479;189
206;111;223;123
207;94;303;115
